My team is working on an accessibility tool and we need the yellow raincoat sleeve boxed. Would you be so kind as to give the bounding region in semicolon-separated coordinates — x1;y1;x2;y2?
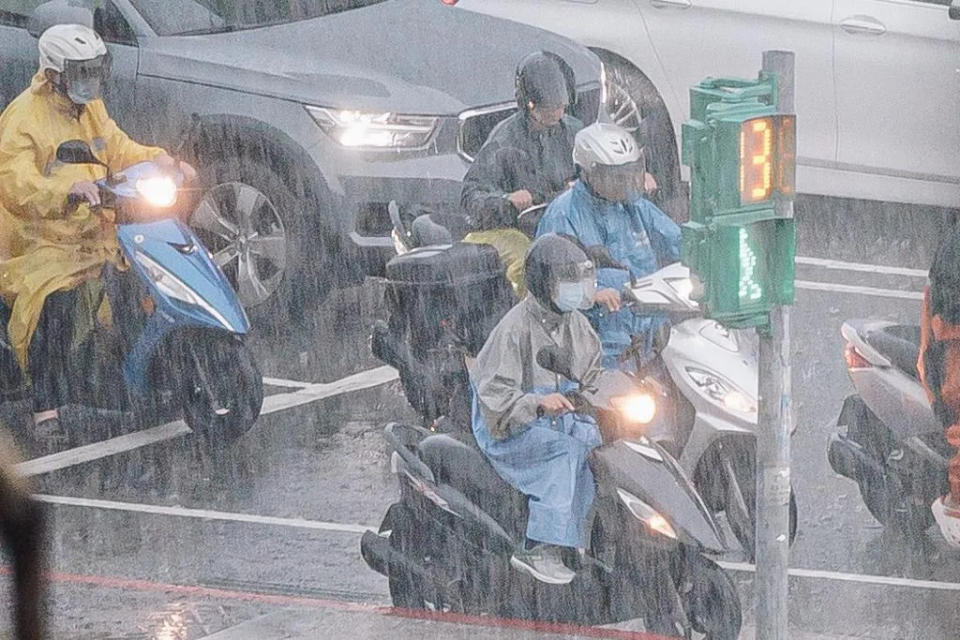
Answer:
89;101;165;172
0;107;76;221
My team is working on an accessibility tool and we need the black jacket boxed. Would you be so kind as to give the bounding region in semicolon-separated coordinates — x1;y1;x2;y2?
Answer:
460;111;582;231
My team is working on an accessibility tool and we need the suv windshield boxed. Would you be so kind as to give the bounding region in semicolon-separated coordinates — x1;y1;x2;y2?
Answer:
129;0;388;36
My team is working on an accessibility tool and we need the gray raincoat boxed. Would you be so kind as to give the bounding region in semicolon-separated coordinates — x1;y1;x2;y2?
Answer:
470;296;616;547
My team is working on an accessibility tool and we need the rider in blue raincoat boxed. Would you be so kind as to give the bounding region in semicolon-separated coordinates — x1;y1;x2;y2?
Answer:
537;123;681;370
470;234;619;585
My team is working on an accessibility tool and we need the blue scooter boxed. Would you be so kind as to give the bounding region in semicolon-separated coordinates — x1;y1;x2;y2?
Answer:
0;140;263;453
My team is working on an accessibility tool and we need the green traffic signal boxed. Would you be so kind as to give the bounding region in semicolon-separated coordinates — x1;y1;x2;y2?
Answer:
680;73;797;328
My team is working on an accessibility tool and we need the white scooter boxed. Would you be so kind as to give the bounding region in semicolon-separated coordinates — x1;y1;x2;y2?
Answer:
828;320;948;538
623;262;798;560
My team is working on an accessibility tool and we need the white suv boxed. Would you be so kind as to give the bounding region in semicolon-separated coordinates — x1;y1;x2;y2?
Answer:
456;0;959;213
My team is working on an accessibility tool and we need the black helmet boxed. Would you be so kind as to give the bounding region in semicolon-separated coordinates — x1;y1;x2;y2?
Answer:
515;51;575;113
525;234;596;314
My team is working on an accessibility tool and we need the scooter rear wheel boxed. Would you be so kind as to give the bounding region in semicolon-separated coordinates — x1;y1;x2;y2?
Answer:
180;335;263;455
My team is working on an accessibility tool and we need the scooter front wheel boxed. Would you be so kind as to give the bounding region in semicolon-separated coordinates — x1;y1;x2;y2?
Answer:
180;335;264;454
681;553;742;640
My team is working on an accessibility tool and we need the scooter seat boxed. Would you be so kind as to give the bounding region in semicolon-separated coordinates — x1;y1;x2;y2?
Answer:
417;434;528;537
864;325;920;379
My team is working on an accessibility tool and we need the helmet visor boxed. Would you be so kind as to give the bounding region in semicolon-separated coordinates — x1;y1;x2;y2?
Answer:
585;157;647;203
62;54;111;103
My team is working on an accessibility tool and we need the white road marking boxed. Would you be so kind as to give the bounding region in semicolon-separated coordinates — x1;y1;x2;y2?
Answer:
15;420;192;477
795;279;924;301
260;365;398;414
718;560;960;592
35;493;960;595
797;256;927;279
17;365;400;477
34;494;371;535
261;377;314;389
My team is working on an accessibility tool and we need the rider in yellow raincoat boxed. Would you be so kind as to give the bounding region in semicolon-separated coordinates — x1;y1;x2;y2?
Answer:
0;24;195;451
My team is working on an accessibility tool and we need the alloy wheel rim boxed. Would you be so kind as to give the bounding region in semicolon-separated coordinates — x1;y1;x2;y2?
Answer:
191;181;287;308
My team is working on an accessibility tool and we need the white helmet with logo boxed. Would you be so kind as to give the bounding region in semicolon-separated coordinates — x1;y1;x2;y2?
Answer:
38;24;110;104
573;122;642;169
38;23;106;72
573;122;646;202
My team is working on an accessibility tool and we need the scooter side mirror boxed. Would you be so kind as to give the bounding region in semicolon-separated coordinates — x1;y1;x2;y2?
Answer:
56;140;105;167
536;345;578;382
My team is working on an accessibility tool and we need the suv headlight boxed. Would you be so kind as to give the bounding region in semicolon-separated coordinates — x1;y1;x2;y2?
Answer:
305;106;438;149
685;367;757;414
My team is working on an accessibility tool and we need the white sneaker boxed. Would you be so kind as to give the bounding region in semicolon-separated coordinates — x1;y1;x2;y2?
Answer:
510;544;576;585
932;495;960;549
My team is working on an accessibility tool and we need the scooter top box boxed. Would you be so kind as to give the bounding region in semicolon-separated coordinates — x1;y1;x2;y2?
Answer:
385;242;506;287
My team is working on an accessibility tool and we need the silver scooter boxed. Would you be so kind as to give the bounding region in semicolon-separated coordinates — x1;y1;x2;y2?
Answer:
623;262;798;560
828;319;948;535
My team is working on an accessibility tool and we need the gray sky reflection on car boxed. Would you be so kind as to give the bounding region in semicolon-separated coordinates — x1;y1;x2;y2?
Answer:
129;0;388;35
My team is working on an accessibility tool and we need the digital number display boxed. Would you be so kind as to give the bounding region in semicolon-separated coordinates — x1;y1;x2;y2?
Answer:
738;115;795;206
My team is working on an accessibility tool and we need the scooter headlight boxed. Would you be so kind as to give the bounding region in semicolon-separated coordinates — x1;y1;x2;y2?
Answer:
612;393;657;425
134;251;236;332
135;176;178;208
685;367;757;414
616;488;677;539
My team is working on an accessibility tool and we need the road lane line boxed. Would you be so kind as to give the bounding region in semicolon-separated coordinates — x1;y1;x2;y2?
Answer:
0;567;674;640
795;280;924;300
18;365;400;477
796;256;927;279
36;494;960;594
34;494;373;534
261;376;314;389
261;365;398;414
718;560;960;592
15;420;192;477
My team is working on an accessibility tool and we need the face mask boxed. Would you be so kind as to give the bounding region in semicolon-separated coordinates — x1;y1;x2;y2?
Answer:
66;77;103;105
553;278;596;312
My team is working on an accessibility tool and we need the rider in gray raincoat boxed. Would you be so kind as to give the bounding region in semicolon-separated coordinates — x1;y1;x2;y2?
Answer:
470;234;618;585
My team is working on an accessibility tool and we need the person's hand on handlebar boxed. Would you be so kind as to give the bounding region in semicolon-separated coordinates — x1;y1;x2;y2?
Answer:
68;181;100;207
154;154;197;182
538;393;575;416
594;288;622;312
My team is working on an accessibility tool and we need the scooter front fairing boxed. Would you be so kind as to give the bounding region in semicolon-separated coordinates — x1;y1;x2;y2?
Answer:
117;219;249;394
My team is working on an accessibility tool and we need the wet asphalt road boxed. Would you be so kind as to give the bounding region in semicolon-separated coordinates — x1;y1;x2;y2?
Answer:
2;195;960;639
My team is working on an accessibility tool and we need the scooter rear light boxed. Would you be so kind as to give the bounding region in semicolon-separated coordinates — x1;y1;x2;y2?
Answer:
844;343;873;370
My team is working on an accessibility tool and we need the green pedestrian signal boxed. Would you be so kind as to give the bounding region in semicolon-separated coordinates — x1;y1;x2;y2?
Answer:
680;73;797;328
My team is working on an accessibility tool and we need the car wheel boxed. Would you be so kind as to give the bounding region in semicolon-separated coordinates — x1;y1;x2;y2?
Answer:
191;156;331;329
600;56;686;223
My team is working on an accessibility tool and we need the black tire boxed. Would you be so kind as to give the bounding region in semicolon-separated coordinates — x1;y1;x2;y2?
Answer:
843;403;935;532
723;452;798;562
682;553;742;640
180;335;264;456
191;155;331;330
387;504;427;609
597;54;686;223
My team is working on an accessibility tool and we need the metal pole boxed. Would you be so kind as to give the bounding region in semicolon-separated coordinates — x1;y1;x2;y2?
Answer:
755;50;795;640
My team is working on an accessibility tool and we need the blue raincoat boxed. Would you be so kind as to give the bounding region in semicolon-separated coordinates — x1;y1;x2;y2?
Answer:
470;296;616;548
537;181;681;368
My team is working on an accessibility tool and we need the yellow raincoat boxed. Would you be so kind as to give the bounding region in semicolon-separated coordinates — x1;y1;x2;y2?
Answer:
0;71;165;369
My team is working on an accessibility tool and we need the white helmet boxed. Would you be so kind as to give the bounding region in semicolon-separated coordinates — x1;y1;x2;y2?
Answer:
38;23;106;73
574;123;646;202
573;122;642;170
38;24;109;104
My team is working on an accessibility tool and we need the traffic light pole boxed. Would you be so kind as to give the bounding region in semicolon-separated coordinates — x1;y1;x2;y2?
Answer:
755;50;795;640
